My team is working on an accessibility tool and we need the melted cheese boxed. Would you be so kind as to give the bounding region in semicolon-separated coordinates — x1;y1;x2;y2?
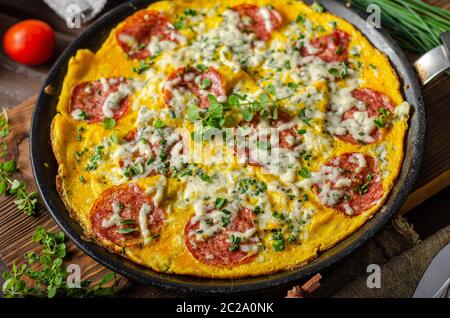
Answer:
259;6;274;32
145;175;167;207
139;203;153;243
102;202;122;228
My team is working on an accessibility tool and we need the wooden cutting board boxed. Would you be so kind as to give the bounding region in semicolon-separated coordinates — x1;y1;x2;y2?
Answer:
0;73;449;296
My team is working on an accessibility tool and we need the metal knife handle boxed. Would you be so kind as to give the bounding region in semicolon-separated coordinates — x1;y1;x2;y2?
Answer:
433;277;450;298
414;31;450;86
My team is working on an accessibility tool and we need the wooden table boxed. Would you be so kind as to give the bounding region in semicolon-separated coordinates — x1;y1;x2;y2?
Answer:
0;0;449;298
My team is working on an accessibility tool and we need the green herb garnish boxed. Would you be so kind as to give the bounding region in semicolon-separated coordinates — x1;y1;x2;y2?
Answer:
103;118;116;130
298;167;311;178
373;108;392;128
230;235;241;252
199;78;212;90
174;21;184;30
109;134;119;144
271;229;286;252
153;119;165;128
215;197;227;209
117;227;137;234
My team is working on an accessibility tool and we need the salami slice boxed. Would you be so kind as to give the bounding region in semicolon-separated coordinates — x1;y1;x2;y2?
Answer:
184;208;258;266
164;66;227;109
273;111;300;150
312;152;383;215
116;10;180;59
352;88;395;116
301;29;351;62
69;77;130;123
336;88;395;144
90;184;164;246
235;110;300;164
232;4;282;41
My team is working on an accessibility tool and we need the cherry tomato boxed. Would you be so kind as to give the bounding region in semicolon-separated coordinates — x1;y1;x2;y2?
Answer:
3;20;55;66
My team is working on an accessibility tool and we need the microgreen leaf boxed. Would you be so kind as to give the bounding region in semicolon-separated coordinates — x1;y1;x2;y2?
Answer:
187;105;200;122
242;107;254;122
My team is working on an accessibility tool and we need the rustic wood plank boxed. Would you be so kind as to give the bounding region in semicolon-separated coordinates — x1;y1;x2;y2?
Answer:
400;169;450;215
414;75;450;189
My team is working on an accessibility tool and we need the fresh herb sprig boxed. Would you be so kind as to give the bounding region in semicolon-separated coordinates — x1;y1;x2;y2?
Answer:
0;110;38;216
10;179;38;216
0;109;10;138
187;85;292;131
2;226;120;298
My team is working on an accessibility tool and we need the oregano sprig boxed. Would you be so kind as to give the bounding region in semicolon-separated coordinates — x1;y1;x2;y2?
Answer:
2;226;120;298
0;109;10;137
0;109;38;216
187;84;293;131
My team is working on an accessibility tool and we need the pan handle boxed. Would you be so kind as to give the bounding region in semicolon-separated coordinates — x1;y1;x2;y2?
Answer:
414;31;450;86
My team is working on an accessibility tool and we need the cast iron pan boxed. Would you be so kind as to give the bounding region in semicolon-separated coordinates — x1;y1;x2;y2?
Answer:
30;0;425;294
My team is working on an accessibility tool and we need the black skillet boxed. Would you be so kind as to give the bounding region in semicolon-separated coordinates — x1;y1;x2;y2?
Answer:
30;0;430;294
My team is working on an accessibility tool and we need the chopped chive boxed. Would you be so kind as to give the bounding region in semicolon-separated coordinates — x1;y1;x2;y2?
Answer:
298;167;311;178
117;227;136;234
103;118;115;130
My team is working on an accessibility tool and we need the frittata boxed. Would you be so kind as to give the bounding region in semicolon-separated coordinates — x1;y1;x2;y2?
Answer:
51;0;410;278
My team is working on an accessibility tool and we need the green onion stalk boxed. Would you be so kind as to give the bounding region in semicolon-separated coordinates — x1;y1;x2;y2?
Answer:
345;0;450;76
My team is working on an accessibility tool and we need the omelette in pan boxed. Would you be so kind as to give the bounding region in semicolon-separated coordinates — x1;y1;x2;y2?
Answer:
51;0;410;278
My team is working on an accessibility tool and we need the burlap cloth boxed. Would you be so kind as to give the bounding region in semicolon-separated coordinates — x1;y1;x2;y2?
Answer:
310;215;450;298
